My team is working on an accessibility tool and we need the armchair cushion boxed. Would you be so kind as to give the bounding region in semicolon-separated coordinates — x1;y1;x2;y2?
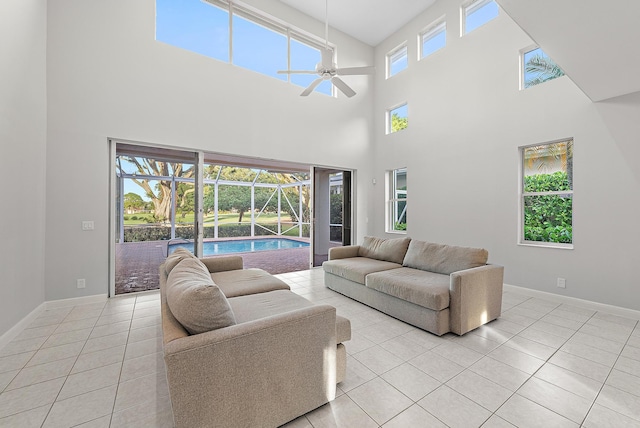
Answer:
166;258;236;335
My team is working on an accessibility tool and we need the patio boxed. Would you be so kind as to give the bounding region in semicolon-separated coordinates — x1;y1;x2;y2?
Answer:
114;240;312;295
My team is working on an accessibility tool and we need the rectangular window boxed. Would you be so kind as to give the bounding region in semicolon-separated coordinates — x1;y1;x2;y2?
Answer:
521;46;565;89
387;168;407;233
420;19;446;59
520;139;573;248
462;0;498;35
387;104;408;134
155;0;332;96
387;43;408;78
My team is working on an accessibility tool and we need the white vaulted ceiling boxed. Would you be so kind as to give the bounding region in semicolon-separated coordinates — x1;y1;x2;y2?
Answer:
278;0;436;46
280;0;640;102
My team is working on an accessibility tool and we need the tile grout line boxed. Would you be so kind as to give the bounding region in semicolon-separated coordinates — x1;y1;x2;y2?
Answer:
107;295;137;428
478;298;592;424
577;318;640;427
39;301;107;427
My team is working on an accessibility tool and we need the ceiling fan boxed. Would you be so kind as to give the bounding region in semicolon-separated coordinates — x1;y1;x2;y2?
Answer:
277;0;375;98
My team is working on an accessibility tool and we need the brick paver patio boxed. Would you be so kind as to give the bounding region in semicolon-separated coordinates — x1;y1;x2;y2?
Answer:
115;240;313;295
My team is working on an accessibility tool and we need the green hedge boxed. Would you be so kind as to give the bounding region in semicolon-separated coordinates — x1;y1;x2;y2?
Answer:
124;223;310;242
523;171;572;244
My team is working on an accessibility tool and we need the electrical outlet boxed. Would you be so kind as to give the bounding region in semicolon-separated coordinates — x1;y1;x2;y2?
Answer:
557;277;566;289
82;221;94;231
77;279;86;289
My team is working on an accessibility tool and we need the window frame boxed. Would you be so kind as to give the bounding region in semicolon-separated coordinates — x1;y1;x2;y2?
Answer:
386;103;408;134
518;138;574;249
419;17;446;60
386;167;407;234
386;43;408;78
461;0;499;36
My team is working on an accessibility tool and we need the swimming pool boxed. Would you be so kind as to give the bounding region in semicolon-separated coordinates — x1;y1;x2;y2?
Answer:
168;238;309;257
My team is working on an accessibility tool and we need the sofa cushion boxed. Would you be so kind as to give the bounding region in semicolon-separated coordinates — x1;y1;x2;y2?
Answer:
323;257;402;284
357;236;411;264
164;247;198;275
366;267;450;311
228;290;351;343
165;258;236;335
402;240;488;275
211;268;290;298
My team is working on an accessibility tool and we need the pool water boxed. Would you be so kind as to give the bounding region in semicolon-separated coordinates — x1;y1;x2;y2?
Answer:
168;238;309;256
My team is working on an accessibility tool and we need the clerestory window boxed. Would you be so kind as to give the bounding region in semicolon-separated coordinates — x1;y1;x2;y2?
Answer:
387;43;408;78
521;46;565;89
462;0;499;35
155;0;332;95
420;18;446;59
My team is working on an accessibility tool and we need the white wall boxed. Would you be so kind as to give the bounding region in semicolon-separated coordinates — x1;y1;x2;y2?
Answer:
0;0;47;335
373;1;640;310
44;0;375;300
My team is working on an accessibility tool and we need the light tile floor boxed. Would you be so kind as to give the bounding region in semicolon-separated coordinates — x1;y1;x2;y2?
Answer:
1;268;639;427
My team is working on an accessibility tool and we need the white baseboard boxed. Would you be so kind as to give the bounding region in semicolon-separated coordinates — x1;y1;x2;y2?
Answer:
504;284;640;321
0;302;46;351
0;294;108;351
45;294;108;309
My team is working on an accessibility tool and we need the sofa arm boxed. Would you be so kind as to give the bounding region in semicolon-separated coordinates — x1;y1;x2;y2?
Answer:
199;255;244;273
328;245;360;260
449;264;504;335
163;305;337;428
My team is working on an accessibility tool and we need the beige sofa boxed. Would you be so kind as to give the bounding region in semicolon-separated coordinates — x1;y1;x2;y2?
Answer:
160;249;351;428
323;236;504;336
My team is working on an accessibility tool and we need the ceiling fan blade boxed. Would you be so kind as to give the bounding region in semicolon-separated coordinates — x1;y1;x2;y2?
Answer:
331;76;356;98
336;66;376;76
300;78;324;96
277;69;317;75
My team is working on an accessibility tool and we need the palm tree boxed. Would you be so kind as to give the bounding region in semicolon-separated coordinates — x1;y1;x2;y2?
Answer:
524;53;565;88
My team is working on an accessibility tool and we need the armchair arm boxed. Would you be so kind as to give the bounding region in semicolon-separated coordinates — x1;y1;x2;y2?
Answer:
328;245;360;260
199;255;244;273
449;264;504;335
163;305;337;428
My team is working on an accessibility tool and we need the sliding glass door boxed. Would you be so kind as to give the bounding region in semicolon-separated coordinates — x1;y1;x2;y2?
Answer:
113;143;198;295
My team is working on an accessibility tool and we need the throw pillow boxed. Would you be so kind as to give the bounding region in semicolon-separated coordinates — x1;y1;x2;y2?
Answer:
358;236;411;264
165;258;237;335
164;247;198;275
402;240;488;275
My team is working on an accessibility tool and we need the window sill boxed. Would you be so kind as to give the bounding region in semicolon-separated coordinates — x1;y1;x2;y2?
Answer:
518;241;573;250
386;229;407;235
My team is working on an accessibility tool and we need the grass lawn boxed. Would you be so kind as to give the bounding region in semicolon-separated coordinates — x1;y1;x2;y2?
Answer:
123;212;294;225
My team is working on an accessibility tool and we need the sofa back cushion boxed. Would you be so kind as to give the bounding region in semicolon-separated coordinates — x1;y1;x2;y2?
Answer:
165;257;236;335
164;247;198;275
358;236;411;264
403;240;488;275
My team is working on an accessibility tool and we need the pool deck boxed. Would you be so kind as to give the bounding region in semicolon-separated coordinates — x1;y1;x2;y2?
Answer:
115;237;315;295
